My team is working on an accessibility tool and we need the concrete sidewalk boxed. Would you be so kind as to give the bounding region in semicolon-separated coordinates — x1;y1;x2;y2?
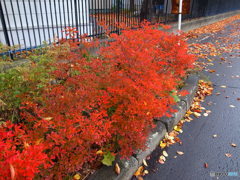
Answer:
139;18;240;180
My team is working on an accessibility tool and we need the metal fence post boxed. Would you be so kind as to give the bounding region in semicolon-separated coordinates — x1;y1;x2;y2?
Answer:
74;0;79;41
0;1;11;47
117;0;120;34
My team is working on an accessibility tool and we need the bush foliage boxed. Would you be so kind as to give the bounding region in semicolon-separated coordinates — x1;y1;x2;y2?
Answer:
0;24;195;179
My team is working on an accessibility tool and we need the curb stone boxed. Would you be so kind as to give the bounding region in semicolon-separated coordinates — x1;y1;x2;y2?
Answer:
88;74;199;180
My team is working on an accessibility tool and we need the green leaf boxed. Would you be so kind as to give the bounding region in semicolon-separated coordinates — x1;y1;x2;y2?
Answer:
101;151;115;166
170;90;180;102
172;94;180;102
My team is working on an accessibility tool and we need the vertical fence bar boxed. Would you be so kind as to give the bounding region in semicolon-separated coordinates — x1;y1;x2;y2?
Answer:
62;0;67;30
34;0;43;47
66;0;70;27
164;0;169;24
49;0;55;41
74;0;79;41
9;0;21;48
2;0;14;48
53;0;60;39
58;0;63;38
23;1;33;49
0;1;12;58
44;0;51;44
79;0;83;36
39;0;47;43
28;0;37;48
70;0;74;28
16;0;27;50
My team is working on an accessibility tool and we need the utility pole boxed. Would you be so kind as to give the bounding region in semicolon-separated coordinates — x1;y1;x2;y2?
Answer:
178;0;183;32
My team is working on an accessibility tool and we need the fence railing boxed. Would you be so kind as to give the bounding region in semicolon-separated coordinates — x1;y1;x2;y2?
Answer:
0;0;240;59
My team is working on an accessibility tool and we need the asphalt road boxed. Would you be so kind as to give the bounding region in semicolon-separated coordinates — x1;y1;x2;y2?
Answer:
140;20;240;180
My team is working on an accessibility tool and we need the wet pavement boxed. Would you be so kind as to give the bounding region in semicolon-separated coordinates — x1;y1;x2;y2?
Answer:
136;19;240;180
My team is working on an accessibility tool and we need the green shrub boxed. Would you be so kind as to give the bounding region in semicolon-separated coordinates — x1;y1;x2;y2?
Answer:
0;54;54;122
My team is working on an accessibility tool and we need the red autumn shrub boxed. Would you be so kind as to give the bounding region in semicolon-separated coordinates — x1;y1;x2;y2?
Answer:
2;24;195;178
0;121;49;180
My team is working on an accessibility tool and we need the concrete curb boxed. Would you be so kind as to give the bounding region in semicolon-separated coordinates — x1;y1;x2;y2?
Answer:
88;74;199;180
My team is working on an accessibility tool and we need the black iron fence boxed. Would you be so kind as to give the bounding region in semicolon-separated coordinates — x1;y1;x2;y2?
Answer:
0;0;240;58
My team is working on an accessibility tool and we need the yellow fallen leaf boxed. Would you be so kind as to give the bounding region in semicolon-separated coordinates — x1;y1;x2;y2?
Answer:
24;142;30;149
193;112;201;118
220;85;227;88
35;138;44;145
212;134;217;138
134;166;144;176
73;173;81;180
159;155;166;161
174;126;183;133
115;163;121;175
143;170;149;175
42;117;53;121
143;159;148;167
162;151;168;157
176;151;184;155
96;150;103;155
203;113;208;117
160;141;167;149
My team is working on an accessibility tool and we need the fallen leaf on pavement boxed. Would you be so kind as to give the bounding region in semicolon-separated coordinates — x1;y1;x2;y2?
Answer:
193;112;201;118
176;151;184;155
206;110;212;114
134;166;144;176
213;134;218;138
220;85;227;88
237;98;240;101
143;170;149;175
163;151;168;157
231;143;237;147
158;159;165;164
73;174;81;180
115;163;121;175
143;159;148;167
204;163;209;168
225;153;232;158
160;141;167;149
208;69;216;73
203;113;208;117
174;126;183;133
159;155;166;161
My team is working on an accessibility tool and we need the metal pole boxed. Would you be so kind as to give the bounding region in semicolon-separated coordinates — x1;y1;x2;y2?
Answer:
0;2;11;47
0;1;13;59
178;0;183;32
